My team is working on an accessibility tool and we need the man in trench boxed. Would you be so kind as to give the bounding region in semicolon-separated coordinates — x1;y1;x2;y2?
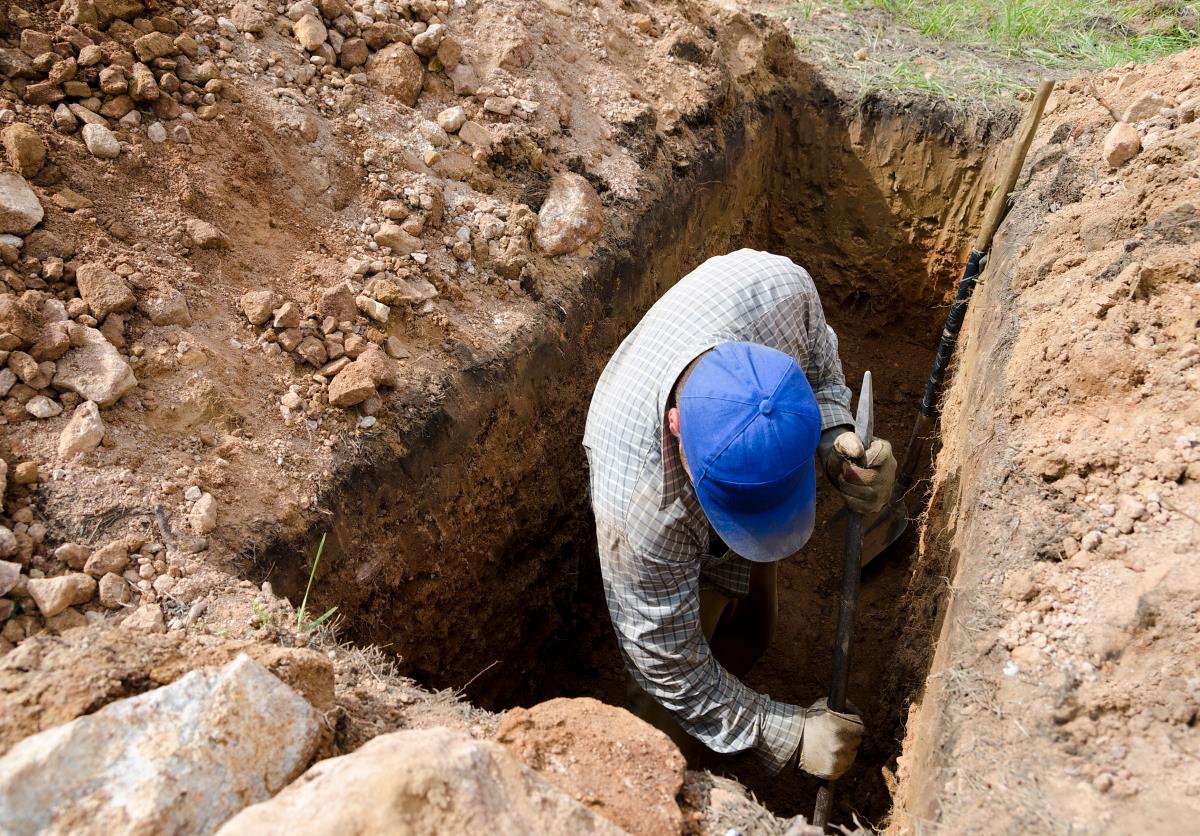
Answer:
583;249;896;780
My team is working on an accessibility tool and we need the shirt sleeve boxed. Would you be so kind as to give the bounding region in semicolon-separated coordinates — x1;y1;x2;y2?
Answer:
748;270;853;431
596;519;804;772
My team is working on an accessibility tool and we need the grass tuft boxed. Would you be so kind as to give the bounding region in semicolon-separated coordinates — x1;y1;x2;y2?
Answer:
296;533;339;633
840;0;1200;69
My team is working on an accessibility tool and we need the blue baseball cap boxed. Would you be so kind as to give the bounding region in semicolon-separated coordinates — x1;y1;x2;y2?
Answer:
678;342;820;563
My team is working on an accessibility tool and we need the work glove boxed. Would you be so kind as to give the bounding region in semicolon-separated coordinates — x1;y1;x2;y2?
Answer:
823;430;896;515
795;697;865;780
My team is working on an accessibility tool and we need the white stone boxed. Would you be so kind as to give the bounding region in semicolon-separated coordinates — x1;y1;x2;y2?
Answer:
52;326;137;407
190;492;217;535
24;395;62;419
0;368;17;398
0;656;321;835
58;401;105;459
147;122;167;143
82;123;121;159
0;172;43;235
216;728;622;836
436;105;467;133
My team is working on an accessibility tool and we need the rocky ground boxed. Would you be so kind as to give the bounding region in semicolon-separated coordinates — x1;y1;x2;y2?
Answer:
0;0;1196;833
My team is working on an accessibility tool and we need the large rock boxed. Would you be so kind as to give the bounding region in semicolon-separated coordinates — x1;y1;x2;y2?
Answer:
535;173;604;256
0;655;321;835
366;43;424;107
1103;122;1141;169
52;326;137;407
497;697;687;836
0;628;335;755
216;727;623;836
293;14;327;51
76;263;135;320
328;346;397;407
0;172;43;235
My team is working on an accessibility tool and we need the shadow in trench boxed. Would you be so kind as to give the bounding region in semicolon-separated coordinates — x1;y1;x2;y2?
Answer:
489;73;1009;827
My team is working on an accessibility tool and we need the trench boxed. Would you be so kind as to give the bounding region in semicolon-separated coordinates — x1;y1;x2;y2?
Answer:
256;65;1018;827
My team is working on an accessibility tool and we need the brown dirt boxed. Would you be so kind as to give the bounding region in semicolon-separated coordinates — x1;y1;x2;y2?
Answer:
891;50;1200;834
497;696;688;836
1;0;1197;834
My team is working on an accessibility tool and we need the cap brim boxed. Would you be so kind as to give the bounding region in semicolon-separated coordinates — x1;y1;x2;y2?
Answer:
694;458;817;563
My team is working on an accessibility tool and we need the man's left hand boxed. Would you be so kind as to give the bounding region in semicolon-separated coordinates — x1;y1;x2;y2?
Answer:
823;431;896;514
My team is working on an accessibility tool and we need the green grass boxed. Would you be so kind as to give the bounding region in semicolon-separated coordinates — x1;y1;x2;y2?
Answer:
296;533;338;634
841;0;1200;69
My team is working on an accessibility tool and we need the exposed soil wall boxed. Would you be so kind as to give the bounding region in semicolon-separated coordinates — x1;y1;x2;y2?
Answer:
892;52;1200;834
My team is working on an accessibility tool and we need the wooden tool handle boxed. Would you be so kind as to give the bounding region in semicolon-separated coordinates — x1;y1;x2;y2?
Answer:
973;79;1054;253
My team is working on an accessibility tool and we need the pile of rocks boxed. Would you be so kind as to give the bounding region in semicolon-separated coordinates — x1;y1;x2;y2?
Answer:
1;2;232;157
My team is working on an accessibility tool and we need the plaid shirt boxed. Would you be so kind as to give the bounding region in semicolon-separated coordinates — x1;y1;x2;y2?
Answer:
583;249;853;772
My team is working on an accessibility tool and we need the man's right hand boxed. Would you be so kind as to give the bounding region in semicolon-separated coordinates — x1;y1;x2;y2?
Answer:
795;698;865;780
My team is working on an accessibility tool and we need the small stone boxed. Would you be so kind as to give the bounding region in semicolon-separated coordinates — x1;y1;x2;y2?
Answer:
137;287;191;326
84;541;130;578
184;218;230;249
457;120;493;149
273;302;302;329
0;172;44;235
12;461;36;485
50;187;92;211
535;173;604;256
230;1;271;34
339;37;369;69
853;47;870;61
122;602;166;633
293;14;328;51
53;104;79;133
190;492;217;535
57;400;105;459
316;283;357;321
2;123;46;178
1080;530;1103;551
98;572;132;609
133;31;176;62
241;289;278;325
436;106;467;133
355;295;390;324
381;200;409;220
129;62;160;101
81;123;121;159
0;560;20;596
27;572;96;617
411;23;445;57
1122;92;1170;123
25;395;61;419
374;224;423;255
147;122;167;143
483;97;513;116
0;527;15;559
294;336;327;367
54;542;90;569
437;37;462;70
1102;122;1141;169
76;263;136;320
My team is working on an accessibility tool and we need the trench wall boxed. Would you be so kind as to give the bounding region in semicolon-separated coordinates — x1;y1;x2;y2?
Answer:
257;61;1016;709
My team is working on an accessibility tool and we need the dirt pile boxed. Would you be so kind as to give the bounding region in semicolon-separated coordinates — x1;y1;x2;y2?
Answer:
0;0;792;655
893;48;1200;833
